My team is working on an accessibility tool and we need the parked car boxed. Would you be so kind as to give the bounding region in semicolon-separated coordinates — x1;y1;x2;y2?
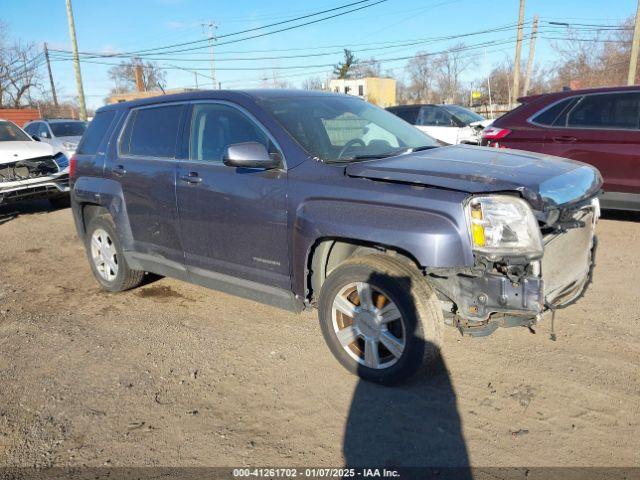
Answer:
386;104;492;144
481;86;640;211
0;119;71;208
23;118;87;157
71;90;601;384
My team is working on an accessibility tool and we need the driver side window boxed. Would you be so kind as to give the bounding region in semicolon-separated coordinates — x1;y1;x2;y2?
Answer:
189;103;277;163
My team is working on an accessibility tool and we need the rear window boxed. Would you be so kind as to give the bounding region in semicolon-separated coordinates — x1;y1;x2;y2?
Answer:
76;111;116;155
50;121;87;137
119;105;184;158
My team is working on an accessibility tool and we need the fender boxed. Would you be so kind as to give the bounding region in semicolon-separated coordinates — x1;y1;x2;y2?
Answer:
291;198;475;297
72;177;136;259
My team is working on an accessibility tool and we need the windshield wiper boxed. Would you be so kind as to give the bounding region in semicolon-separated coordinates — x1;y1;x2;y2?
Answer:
326;145;440;164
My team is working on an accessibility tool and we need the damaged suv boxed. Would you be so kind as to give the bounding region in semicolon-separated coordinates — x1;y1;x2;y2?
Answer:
71;90;601;384
0;119;70;208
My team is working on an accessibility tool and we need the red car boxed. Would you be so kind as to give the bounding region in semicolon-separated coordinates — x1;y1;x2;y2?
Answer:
481;86;640;211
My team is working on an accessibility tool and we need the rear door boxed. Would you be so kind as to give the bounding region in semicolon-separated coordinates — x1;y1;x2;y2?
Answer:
543;92;640;194
114;103;186;273
176;101;289;290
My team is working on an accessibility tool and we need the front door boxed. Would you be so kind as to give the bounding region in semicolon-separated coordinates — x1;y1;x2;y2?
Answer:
113;103;186;272
176;102;290;291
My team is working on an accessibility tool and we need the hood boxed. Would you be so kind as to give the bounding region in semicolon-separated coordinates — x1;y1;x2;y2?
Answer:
470;119;493;128
0;141;56;165
345;144;602;211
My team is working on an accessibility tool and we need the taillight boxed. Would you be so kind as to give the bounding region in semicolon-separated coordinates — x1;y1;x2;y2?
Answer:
69;155;77;180
481;127;512;140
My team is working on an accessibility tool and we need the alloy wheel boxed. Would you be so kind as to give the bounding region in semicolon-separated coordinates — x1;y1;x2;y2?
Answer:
331;282;406;369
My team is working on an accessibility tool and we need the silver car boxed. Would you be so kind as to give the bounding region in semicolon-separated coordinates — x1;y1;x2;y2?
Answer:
23;118;87;157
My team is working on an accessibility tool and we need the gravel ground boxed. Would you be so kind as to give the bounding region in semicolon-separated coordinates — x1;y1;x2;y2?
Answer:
0;201;638;469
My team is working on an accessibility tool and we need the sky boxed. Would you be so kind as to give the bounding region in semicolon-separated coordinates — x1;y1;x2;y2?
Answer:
0;0;636;110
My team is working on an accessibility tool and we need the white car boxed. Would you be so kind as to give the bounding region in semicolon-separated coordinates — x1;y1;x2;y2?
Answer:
0;119;71;208
23;118;87;157
386;104;492;145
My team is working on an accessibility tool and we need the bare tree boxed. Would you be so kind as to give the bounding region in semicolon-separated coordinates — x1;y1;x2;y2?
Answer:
0;24;41;107
108;57;166;93
432;43;475;104
405;51;435;103
302;77;324;90
351;57;382;78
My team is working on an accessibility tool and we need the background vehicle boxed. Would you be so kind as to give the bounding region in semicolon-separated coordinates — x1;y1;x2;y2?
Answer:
24;118;87;157
386;104;492;144
0;119;70;207
71;90;601;385
481;86;640;211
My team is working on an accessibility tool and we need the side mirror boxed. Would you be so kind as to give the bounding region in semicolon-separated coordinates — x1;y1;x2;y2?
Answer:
223;142;280;169
40;132;50;139
31;135;41;142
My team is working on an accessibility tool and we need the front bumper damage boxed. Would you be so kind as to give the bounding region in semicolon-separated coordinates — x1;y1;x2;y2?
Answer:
0;156;70;205
427;201;598;336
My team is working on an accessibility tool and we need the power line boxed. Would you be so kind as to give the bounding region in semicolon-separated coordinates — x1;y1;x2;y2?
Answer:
49;21;530;63
50;0;387;59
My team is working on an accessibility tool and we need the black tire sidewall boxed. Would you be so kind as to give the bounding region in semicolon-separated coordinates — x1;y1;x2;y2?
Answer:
85;215;129;292
318;261;427;385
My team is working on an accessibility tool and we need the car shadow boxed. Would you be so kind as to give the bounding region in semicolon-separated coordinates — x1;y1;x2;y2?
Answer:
342;271;470;478
601;209;640;223
0;199;66;225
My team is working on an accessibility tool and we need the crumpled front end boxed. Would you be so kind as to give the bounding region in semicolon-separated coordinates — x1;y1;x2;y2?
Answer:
0;153;70;205
427;197;600;337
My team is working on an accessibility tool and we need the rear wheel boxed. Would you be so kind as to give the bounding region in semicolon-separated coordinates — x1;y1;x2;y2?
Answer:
318;254;443;385
85;215;144;292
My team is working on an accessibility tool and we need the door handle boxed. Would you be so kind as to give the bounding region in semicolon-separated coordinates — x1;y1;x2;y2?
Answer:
111;165;127;176
179;171;202;184
552;135;577;143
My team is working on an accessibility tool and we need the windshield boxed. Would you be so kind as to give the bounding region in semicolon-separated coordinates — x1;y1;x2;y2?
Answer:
442;105;484;125
259;95;439;162
50;121;87;137
0;121;31;142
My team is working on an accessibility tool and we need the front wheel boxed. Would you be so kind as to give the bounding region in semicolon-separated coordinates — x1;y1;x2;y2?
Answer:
318;254;443;385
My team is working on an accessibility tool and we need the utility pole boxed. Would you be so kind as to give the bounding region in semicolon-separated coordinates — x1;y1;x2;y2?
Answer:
134;63;145;92
203;20;218;89
43;43;58;106
523;15;539;97
628;0;640;85
511;0;526;106
65;0;87;120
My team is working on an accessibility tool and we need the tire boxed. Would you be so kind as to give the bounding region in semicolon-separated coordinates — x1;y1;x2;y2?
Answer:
49;195;71;209
318;254;443;385
85;214;144;292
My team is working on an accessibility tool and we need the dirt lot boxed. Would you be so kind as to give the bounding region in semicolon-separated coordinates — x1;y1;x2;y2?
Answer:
0;201;638;469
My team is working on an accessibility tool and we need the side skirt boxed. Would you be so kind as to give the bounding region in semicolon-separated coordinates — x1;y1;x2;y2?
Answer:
125;252;305;314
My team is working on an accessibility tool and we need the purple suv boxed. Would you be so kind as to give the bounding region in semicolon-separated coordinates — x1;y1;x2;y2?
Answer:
71;90;601;384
